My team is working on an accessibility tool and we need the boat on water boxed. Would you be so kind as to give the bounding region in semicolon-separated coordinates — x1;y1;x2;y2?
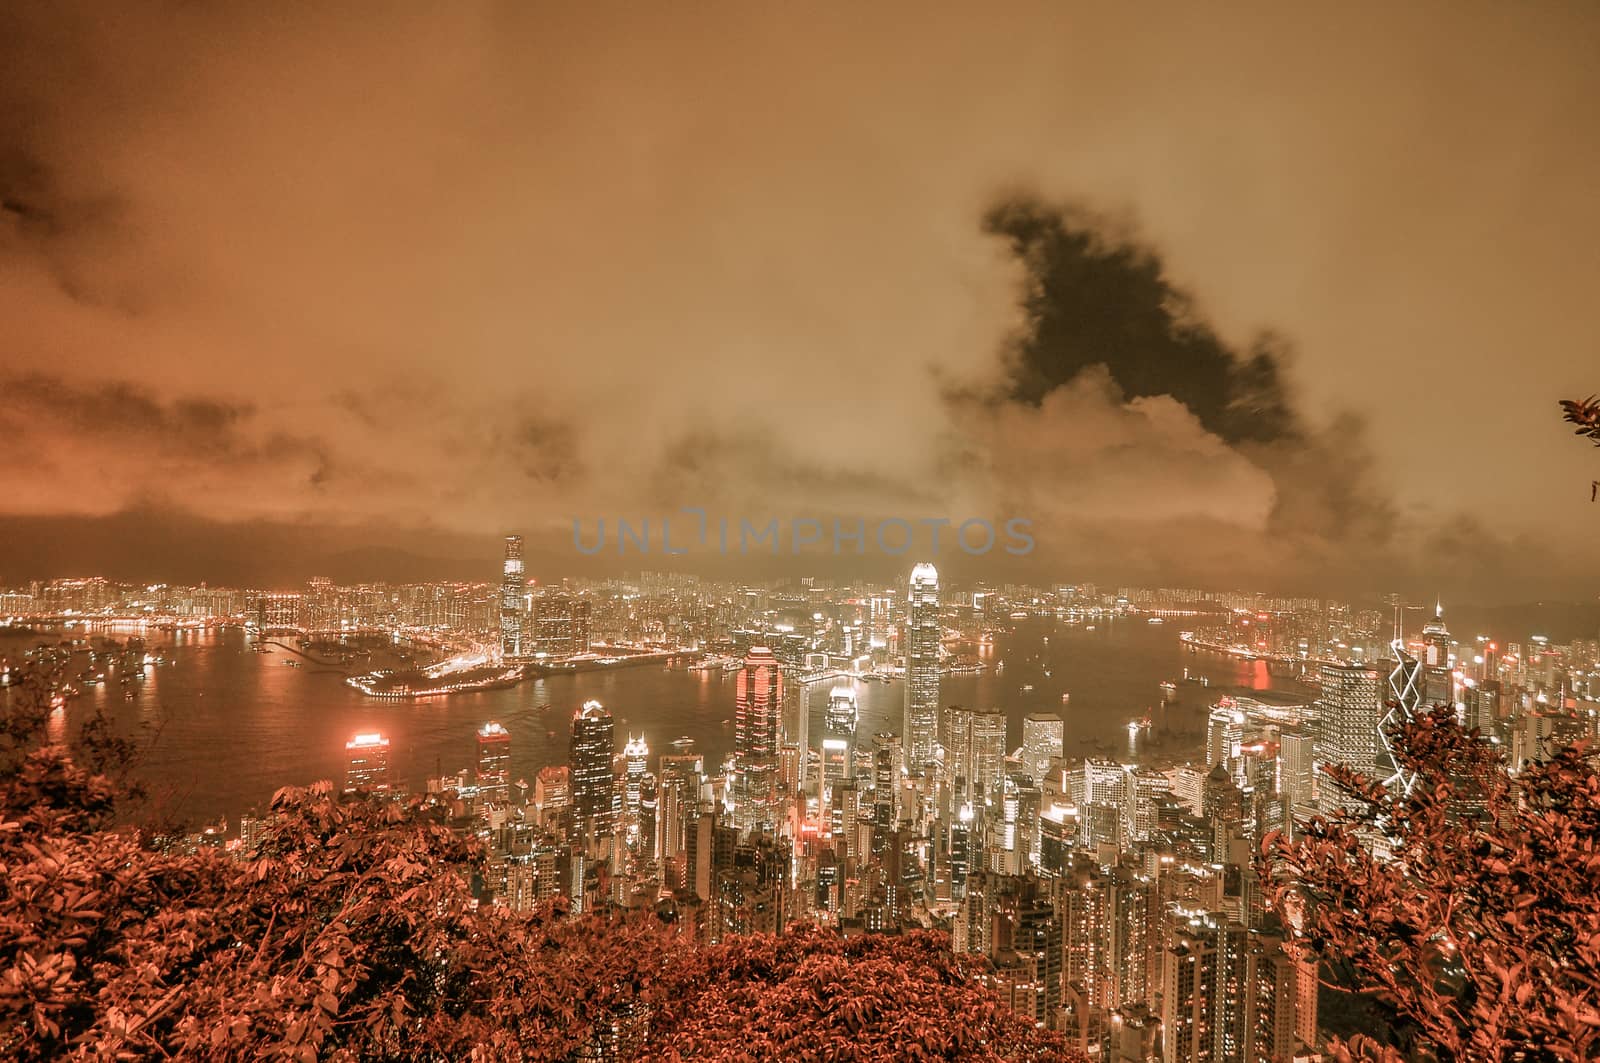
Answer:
1021;683;1034;693
1147;617;1165;624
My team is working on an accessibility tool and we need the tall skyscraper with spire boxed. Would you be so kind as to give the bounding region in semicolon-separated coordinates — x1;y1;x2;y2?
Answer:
903;563;941;772
499;534;525;661
1421;602;1454;709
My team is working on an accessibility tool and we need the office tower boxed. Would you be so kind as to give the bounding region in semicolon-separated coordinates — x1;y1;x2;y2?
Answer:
1421;602;1453;707
1318;662;1384;779
656;753;704;864
534;765;570;823
1383;639;1424;795
871;732;903;838
903;562;941;771
1277;729;1315;807
499;535;525;660
1206;700;1246;773
570;700;617;840
821;738;851;798
343;732;391;794
825;685;858;737
734;646;783;831
1461;678;1501;737
1020;712;1064;784
623;733;649;827
943;704;1007;811
533;593;591;658
1122;767;1171;846
476;721;512;805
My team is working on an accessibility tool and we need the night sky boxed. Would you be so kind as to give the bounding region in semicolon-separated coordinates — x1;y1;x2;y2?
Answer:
2;3;1596;599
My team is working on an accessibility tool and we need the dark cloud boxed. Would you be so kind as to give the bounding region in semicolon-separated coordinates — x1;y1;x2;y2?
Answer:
983;198;1300;446
3;373;252;445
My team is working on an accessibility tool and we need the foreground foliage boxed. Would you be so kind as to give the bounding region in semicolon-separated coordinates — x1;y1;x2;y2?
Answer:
1266;707;1600;1062
0;683;1078;1060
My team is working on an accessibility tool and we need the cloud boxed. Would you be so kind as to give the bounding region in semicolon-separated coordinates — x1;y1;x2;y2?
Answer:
0;2;1595;601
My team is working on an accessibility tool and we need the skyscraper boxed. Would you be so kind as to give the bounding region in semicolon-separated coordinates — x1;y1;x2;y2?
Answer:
1318;662;1384;779
476;721;512;805
1020;712;1065;785
623;733;649;822
344;732;391;794
1277;729;1316;808
734;646;783;831
499;534;525;661
1383;639;1424;795
533;592;590;658
570;700;617;840
1421;602;1453;708
903;563;941;771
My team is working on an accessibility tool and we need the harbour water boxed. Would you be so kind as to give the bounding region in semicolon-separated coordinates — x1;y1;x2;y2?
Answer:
3;618;1295;825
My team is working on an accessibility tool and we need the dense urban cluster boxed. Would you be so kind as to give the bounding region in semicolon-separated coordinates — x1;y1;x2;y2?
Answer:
5;542;1598;1060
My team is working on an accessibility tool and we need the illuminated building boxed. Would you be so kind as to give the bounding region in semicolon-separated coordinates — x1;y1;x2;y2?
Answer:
1421;602;1454;708
1206;700;1245;771
1318;662;1384;780
1383;639;1424;795
623;733;649;839
734;646;783;832
871;732;903;838
903;562;941;771
533;593;591;657
570;700;617;840
476;721;512;805
821;737;851;817
255;592;301;633
1160;913;1250;1063
1020;712;1064;785
499;534;525;661
534;765;570;823
1121;767;1170;845
825;685;858;737
343;732;391;794
943;704;1006;811
1276;729;1316;808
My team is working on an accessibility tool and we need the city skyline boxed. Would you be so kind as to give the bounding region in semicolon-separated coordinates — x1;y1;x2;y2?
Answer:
3;5;1598;1059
